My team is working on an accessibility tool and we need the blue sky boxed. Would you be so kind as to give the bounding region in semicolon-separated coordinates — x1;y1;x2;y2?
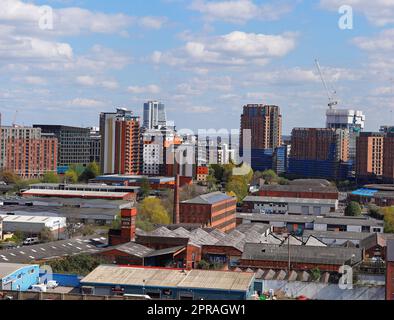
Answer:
1;0;394;134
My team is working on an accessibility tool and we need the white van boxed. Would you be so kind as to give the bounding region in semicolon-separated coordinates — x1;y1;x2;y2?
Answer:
23;237;40;246
30;284;47;293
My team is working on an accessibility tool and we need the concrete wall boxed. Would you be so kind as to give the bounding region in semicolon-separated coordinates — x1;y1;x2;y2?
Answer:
263;280;385;300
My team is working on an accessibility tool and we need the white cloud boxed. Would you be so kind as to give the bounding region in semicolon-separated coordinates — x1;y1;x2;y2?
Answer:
69;98;105;107
127;85;161;94
186;106;215;113
190;0;294;24
353;29;394;52
152;31;297;68
320;0;394;26
76;75;119;89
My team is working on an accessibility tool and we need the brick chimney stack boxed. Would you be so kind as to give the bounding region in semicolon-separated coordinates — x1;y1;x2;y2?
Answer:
173;174;180;224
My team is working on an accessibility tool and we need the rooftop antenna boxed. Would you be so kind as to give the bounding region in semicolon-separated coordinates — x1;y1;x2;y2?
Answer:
12;110;19;127
315;59;338;110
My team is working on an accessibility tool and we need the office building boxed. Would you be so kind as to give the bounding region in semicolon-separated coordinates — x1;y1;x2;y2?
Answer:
100;108;141;175
88;127;101;164
33;125;91;169
288;128;350;180
0;126;57;179
143;101;167;129
356;132;384;181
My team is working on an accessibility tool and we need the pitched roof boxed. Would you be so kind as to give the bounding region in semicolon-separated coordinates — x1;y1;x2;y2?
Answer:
241;243;363;265
0;263;37;278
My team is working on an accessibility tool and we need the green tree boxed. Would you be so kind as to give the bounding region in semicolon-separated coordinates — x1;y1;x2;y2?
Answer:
139;197;171;225
383;207;394;233
226;176;249;203
40;227;55;243
46;254;108;276
368;205;384;220
41;172;60;183
345;201;362;217
79;162;100;182
64;169;78;184
0;170;21;184
261;170;278;185
140;177;151;199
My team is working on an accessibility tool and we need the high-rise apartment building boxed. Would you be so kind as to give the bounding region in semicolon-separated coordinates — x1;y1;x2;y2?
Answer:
326;109;365;161
240;104;282;151
100;108;141;175
356;132;384;180
33;125;91;168
0;126;57;178
288;128;350;179
88;127;101;164
143;101;167;130
383;133;394;183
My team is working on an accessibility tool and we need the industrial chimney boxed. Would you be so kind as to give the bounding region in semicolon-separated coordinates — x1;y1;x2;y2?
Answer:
173;174;180;225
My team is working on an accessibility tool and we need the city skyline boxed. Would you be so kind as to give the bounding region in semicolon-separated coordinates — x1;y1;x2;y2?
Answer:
1;0;394;134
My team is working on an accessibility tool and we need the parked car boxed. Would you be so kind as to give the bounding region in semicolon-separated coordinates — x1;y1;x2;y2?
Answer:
23;237;40;246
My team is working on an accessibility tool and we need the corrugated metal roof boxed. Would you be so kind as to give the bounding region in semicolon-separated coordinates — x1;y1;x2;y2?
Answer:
81;265;254;292
242;243;363;265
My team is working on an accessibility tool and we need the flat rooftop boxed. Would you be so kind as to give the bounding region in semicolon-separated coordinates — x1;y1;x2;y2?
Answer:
22;189;132;199
81;265;255;292
237;213;384;227
243;196;338;205
29;183;140;192
182;192;235;205
94;175;175;183
0;263;37;278
0;214;65;224
259;180;338;194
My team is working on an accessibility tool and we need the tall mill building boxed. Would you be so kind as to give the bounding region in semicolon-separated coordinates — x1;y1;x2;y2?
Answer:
100;108;141;175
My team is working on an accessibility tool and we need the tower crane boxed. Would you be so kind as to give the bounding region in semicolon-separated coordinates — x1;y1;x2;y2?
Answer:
315;59;338;109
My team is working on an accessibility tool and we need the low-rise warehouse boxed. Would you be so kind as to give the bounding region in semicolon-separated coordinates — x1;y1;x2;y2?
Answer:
22;189;135;201
239;243;363;272
242;195;338;215
0;214;66;236
0;263;40;291
237;213;384;234
0;197;133;225
80;265;256;300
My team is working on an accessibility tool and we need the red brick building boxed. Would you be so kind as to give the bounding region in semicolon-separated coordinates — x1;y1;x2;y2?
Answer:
356;132;385;180
0;126;57;179
179;192;237;233
100;108;141;175
386;240;394;300
240;104;282;150
383;133;394;183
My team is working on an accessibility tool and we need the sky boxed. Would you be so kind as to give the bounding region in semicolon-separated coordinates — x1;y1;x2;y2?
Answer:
0;0;394;134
